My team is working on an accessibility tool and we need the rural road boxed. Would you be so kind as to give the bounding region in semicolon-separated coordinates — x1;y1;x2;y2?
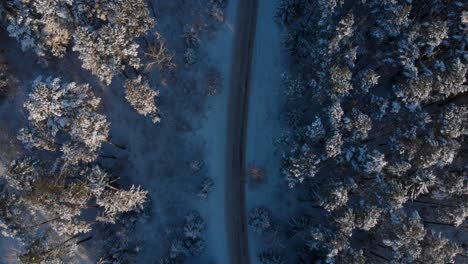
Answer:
224;0;258;263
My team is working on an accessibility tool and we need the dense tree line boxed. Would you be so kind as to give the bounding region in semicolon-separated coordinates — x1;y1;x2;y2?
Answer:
4;0;154;84
0;157;147;262
0;75;148;263
1;0;161;122
277;0;467;263
0;0;161;262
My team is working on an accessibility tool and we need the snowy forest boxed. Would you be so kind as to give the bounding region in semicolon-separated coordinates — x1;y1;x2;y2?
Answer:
0;0;466;263
276;0;467;263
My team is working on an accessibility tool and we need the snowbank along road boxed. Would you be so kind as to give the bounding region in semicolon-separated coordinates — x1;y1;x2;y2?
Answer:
225;0;259;263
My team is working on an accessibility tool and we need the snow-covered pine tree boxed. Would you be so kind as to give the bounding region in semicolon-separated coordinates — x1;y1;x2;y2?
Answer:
258;249;285;264
124;75;161;123
248;207;271;234
5;0;155;84
97;185;148;221
1;159;148;261
21;76;109;164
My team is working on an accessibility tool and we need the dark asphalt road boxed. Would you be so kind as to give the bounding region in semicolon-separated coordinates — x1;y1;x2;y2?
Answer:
224;0;258;263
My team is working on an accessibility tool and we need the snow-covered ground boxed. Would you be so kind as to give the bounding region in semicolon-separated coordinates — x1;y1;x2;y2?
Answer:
190;0;238;263
245;0;304;263
125;0;243;262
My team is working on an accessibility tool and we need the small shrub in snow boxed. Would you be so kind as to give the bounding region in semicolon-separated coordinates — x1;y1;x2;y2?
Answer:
169;211;207;259
190;160;205;173
183;237;206;256
184;48;198;66
210;0;227;8
206;68;222;96
258;249;285;264
183;25;201;48
249;207;271;234
183;211;206;240
198;177;214;199
145;32;176;72
208;0;227;23
249;164;265;182
169;239;186;259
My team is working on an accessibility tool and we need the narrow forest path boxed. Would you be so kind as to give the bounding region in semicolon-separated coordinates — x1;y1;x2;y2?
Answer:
224;0;258;263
